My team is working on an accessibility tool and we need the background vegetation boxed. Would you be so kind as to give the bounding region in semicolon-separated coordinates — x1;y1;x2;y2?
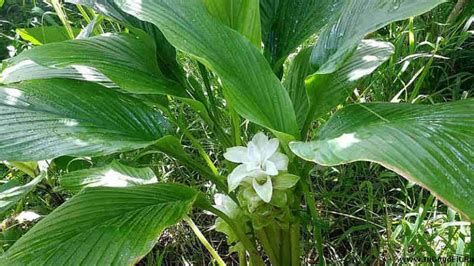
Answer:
1;0;473;264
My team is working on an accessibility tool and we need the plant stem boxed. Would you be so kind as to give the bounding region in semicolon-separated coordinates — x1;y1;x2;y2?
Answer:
290;221;301;266
181;127;219;175
280;228;291;266
470;223;474;260
230;107;242;146
184;216;225;266
239;251;248;266
268;223;281;255
256;228;280;266
206;206;265;266
51;0;75;39
197;63;218;119
447;0;469;24
301;176;325;265
76;4;91;23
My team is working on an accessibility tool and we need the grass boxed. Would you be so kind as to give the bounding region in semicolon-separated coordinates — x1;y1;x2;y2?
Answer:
0;0;472;264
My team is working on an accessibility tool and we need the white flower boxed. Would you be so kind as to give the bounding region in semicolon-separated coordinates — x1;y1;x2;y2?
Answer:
213;193;240;218
15;211;41;223
224;132;288;203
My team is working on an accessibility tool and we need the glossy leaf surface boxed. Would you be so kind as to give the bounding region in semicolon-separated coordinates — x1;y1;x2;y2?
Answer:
283;47;313;128
311;0;446;73
1;33;186;96
204;0;261;47
60;161;157;193
16;26;81;45
66;0;185;83
1;184;198;264
0;79;170;161
306;40;394;121
0;174;45;215
113;0;299;137
260;0;342;69
290;100;474;221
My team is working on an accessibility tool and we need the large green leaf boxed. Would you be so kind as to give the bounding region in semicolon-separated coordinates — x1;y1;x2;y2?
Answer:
285;40;393;130
0;79;170;162
290;100;474;221
305;40;394;122
66;0;185;83
0;33;187;97
67;0;136;23
204;0;261;47
16;26;81;45
310;0;446;73
260;0;342;69
60;161;157;193
113;0;299;137
1;183;198;264
283;47;313;128
0;174;45;216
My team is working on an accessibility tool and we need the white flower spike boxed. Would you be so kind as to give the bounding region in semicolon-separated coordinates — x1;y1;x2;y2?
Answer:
224;132;288;203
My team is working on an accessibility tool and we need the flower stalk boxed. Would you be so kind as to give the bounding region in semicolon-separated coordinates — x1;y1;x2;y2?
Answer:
183;216;225;266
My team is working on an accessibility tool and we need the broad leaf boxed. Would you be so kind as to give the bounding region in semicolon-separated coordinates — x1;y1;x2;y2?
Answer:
66;0;185;83
0;79;170;161
67;0;136;22
283;47;312;128
260;0;342;69
113;0;299;137
306;40;394;122
310;0;446;73
3;161;38;177
16;26;81;45
0;174;45;215
204;0;261;47
1;183;198;264
290;100;474;221
285;40;393;129
1;33;187;97
60;161;157;193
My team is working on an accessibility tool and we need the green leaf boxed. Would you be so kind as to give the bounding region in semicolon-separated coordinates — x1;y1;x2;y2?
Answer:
272;173;300;190
283;47;313;128
305;40;394;122
290;100;474;221
16;26;81;45
3;161;38;177
203;0;261;47
285;40;393;129
113;0;299;137
60;161;157;193
1;183;198;264
0;79;170;162
1;33;187;97
310;0;446;73
67;0;136;22
260;0;343;69
0;174;45;215
66;0;185;83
